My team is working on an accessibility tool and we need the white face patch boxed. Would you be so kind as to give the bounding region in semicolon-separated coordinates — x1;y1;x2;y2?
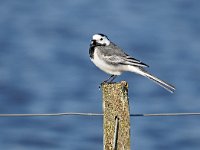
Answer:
92;34;102;40
92;34;110;46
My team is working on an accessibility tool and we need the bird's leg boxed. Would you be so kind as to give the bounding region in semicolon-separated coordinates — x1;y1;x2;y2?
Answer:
99;75;117;89
103;75;117;83
103;75;114;83
109;75;117;82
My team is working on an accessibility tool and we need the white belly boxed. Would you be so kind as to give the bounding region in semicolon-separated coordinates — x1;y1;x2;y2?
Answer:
91;50;122;75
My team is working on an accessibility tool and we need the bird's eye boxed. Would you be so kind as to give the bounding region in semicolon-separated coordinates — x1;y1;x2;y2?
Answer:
100;38;103;41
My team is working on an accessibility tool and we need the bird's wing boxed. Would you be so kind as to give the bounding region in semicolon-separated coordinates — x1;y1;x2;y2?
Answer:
103;54;149;67
122;53;149;67
99;43;149;67
103;55;125;64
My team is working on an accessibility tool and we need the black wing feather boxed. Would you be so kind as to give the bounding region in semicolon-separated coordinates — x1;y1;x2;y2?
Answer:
123;53;149;67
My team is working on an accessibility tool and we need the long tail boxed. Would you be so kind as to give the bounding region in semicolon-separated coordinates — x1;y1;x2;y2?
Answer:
128;66;175;93
143;71;175;93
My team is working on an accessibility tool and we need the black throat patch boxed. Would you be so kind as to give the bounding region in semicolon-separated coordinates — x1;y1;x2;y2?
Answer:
89;46;95;59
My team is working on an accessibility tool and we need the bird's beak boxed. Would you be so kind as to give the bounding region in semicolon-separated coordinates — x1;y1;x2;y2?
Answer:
90;39;103;47
90;40;96;46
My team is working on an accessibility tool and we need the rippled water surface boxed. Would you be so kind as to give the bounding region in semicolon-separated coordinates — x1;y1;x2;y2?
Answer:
0;1;200;150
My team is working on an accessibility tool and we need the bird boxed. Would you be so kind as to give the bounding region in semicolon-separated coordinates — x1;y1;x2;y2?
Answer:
89;33;175;93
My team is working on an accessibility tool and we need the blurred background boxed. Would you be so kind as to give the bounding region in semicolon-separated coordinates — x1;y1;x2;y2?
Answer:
0;0;200;150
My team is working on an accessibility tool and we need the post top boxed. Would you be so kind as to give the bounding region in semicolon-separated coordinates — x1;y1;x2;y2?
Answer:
101;81;128;87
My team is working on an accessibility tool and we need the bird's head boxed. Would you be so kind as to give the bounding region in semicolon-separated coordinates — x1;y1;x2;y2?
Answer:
90;33;110;47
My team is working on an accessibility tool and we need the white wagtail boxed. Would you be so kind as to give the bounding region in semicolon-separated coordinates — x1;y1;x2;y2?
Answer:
89;33;175;93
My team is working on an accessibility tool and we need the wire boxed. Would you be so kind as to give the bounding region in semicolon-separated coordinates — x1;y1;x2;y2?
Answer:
0;112;200;117
131;112;200;117
0;112;102;117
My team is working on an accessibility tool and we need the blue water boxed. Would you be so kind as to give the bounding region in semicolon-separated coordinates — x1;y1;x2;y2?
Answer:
0;0;200;150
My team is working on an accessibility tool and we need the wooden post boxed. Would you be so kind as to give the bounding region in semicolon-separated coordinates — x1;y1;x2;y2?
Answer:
102;81;130;150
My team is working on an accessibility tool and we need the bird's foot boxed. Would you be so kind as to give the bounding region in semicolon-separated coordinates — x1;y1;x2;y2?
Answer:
98;75;118;89
101;75;117;85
